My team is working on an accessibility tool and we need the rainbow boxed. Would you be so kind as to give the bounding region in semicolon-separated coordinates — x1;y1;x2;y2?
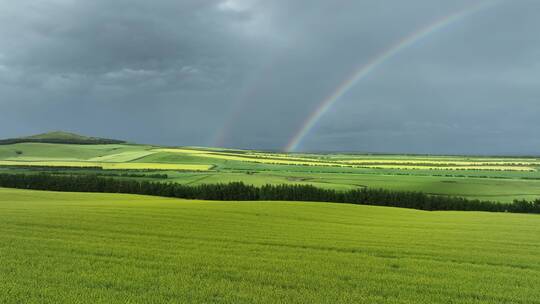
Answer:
284;0;501;152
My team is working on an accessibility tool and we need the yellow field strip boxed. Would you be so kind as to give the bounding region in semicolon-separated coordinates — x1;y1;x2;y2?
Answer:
245;153;329;163
357;165;536;171
338;159;540;166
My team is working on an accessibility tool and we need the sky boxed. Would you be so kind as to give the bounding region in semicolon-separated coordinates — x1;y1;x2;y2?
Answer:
0;0;539;155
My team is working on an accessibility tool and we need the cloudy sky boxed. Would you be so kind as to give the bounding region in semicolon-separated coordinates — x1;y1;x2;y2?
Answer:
0;0;539;154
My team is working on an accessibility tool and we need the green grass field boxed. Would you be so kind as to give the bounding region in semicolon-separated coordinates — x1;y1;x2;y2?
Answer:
1;188;539;303
1;140;540;202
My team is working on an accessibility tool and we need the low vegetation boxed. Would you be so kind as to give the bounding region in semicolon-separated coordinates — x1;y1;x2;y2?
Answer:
1;188;539;303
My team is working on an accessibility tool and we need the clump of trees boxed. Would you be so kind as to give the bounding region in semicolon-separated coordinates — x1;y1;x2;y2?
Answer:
0;173;539;214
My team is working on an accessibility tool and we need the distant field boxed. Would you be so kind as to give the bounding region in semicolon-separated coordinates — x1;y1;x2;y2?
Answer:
153;148;352;167
0;143;149;160
349;164;536;171
0;161;212;171
161;171;540;202
1;143;540;202
337;159;540;165
152;148;538;171
88;151;157;162
1;188;539;303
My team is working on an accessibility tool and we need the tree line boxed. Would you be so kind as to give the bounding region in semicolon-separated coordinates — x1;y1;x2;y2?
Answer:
0;173;539;214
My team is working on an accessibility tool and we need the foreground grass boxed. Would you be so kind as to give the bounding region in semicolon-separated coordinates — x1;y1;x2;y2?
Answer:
1;188;539;303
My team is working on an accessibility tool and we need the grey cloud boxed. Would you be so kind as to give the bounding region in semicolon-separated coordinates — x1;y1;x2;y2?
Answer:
0;0;539;154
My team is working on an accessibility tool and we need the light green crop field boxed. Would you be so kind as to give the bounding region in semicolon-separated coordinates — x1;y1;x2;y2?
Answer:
0;160;212;171
1;188;539;303
88;151;157;162
0;143;149;161
1;143;540;202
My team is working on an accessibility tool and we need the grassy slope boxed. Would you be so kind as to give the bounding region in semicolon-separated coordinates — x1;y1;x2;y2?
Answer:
0;131;126;145
0;188;539;303
24;131;99;140
0;143;147;160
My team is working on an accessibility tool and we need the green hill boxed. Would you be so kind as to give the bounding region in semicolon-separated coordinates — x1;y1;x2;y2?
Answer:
0;131;125;145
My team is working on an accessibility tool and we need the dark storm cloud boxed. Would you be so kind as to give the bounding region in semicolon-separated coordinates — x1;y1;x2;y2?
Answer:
0;0;539;154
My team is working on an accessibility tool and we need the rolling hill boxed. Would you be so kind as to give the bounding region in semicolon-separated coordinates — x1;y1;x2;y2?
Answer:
0;131;126;145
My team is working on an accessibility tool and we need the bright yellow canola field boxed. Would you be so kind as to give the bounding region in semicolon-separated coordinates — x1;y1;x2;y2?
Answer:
0;160;211;171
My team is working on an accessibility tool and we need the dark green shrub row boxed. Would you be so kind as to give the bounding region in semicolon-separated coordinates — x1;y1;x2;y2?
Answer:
0;173;539;214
